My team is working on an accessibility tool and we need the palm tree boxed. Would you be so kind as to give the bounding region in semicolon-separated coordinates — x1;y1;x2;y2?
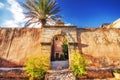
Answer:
21;0;61;27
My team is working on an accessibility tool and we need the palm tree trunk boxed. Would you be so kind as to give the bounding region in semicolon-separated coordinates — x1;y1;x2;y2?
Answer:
41;19;46;27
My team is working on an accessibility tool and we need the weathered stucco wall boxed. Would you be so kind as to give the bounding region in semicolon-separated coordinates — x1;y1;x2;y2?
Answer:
0;27;120;67
77;28;120;67
0;28;42;66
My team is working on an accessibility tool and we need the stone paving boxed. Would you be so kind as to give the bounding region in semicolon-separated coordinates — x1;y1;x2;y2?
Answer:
51;60;69;70
45;69;76;80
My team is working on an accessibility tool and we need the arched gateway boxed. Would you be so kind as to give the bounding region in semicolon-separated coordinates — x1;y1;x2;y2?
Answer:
41;26;78;70
51;34;69;69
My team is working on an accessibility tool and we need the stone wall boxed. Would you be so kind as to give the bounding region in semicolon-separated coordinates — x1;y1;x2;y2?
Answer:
77;28;120;67
41;26;78;54
0;28;42;66
0;27;120;67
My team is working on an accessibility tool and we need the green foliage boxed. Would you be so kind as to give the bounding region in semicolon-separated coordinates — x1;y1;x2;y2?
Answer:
24;54;50;80
63;37;68;44
70;50;87;76
114;70;120;73
62;44;68;53
62;37;68;53
59;54;65;60
20;0;61;27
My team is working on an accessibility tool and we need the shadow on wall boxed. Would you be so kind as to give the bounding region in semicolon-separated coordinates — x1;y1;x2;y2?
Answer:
77;28;89;53
0;57;24;67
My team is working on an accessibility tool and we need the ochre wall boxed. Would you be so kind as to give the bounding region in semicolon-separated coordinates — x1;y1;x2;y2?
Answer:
0;28;42;67
77;28;120;67
0;27;120;67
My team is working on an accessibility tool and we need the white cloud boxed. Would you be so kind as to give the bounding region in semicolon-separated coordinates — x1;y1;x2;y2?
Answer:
1;20;18;27
1;0;25;27
0;2;4;8
28;22;42;28
65;23;73;26
1;0;55;28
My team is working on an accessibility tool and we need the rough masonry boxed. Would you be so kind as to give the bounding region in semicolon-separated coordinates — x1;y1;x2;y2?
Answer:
0;26;120;67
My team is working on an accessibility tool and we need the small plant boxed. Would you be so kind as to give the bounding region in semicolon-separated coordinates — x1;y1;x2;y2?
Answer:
114;70;120;73
62;37;68;54
59;54;65;60
113;70;120;79
70;50;87;76
24;54;50;80
62;37;68;60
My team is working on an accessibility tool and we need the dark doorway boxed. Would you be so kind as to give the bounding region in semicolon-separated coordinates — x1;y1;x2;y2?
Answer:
55;53;59;60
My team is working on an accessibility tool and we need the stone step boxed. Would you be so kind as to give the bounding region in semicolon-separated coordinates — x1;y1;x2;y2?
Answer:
45;69;76;80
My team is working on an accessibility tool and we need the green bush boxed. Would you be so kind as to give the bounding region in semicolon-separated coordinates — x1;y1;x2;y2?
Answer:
70;50;87;76
24;54;50;80
114;70;120;73
59;54;65;60
62;37;68;53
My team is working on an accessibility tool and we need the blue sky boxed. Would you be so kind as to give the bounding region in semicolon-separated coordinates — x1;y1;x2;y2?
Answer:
0;0;120;28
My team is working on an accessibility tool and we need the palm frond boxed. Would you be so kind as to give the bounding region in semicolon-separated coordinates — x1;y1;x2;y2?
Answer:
21;0;61;27
49;7;60;15
20;2;33;11
50;15;62;20
24;18;39;27
48;0;57;11
27;0;40;13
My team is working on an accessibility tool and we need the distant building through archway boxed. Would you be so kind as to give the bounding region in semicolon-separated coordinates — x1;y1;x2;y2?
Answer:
51;34;69;69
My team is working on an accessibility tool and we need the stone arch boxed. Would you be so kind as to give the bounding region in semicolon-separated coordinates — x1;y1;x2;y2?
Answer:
50;34;69;69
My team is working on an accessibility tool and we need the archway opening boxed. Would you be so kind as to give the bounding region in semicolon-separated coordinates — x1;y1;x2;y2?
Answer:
51;34;69;69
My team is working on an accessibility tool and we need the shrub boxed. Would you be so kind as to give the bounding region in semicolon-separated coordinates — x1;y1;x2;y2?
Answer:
114;70;120;73
62;37;68;53
70;50;87;76
59;54;65;60
24;54;50;80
